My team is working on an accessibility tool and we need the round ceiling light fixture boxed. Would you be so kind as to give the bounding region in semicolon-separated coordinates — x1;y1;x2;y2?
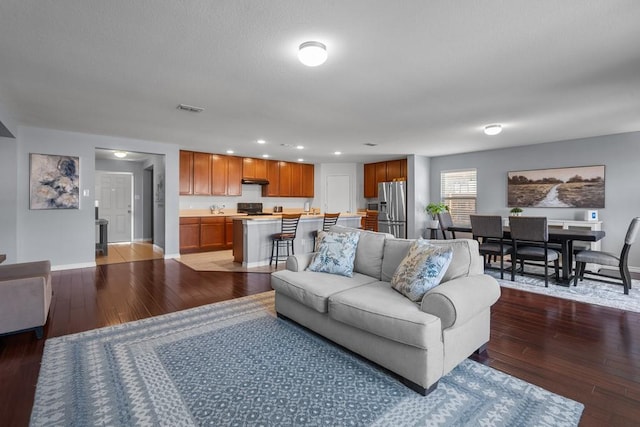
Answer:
114;151;127;158
484;124;503;136
298;41;328;67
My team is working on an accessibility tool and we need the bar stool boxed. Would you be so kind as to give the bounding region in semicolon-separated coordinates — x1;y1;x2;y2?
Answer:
313;212;340;249
270;214;302;265
363;210;378;231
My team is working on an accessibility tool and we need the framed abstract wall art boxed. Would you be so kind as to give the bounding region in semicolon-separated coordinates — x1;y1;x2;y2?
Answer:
507;165;604;208
29;153;80;209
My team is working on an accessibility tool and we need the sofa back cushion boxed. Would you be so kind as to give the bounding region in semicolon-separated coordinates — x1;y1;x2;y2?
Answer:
382;238;482;283
329;225;392;280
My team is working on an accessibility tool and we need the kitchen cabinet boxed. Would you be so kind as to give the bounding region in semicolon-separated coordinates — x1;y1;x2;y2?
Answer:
290;162;302;197
200;217;226;251
179;151;194;195
179;217;200;252
262;160;280;197
227;156;242;196
242;157;267;179
363;158;408;199
225;217;234;248
278;161;292;196
210;155;228;196
193;152;212;195
301;163;314;197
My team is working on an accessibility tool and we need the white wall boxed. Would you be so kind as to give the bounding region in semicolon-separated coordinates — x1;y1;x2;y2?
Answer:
429;131;640;268
10;126;179;269
0;137;18;262
319;163;358;214
408;155;430;238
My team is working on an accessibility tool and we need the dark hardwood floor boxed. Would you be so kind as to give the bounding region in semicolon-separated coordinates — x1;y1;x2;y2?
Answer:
1;259;639;426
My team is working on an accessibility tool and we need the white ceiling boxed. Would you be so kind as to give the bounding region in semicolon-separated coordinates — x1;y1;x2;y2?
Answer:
1;1;639;163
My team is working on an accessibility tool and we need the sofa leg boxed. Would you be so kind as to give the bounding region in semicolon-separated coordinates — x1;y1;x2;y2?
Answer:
400;378;438;396
34;326;44;340
474;343;488;355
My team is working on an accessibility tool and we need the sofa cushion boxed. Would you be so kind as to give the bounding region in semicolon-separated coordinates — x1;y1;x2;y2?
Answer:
391;240;453;302
307;231;360;277
328;282;443;350
271;269;377;313
382;238;482;283
329;225;392;280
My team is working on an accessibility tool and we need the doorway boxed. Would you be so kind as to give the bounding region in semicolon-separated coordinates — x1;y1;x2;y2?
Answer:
96;171;133;242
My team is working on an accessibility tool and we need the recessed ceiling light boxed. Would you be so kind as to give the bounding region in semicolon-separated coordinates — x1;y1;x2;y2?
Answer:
226;150;234;154
297;158;304;162
114;151;127;158
334;151;342;155
484;124;503;136
262;154;270;158
257;139;266;144
298;41;328;67
296;145;304;150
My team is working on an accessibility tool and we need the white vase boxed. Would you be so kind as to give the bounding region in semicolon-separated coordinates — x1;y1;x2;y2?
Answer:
428;219;440;229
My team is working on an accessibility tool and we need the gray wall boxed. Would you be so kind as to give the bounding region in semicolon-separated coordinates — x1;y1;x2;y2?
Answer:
408;155;430;239
0;138;18;263
429;131;640;269
1;126;180;269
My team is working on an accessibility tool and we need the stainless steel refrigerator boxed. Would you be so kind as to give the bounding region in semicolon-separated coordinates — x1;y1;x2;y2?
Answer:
377;181;407;238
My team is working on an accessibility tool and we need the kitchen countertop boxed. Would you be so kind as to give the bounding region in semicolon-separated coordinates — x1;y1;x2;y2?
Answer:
180;210;363;219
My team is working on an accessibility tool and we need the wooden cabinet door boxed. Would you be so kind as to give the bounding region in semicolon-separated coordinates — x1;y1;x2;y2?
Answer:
242;157;256;178
364;163;376;198
255;158;267;179
227;156;242;196
179;151;194;195
290;162;303;197
301;163;314;197
193;152;211;195
262;160;280;197
225;217;234;248
374;162;387;197
210;155;228;196
279;161;292;197
200;217;226;251
179;217;200;252
400;158;407;181
386;160;402;181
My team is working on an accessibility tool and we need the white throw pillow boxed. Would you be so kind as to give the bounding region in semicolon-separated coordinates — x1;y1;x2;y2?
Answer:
391;239;453;301
307;231;360;277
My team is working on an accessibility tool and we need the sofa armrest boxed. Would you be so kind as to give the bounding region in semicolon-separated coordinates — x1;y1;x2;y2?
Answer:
0;275;52;334
285;253;316;272
419;274;500;330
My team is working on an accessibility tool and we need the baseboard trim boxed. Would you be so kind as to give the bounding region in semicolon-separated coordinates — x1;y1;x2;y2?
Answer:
164;253;180;260
52;262;96;271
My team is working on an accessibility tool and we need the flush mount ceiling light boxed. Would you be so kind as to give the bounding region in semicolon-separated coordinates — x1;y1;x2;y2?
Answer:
298;41;328;67
262;154;270;158
113;151;127;158
484;124;503;136
334;151;342;155
226;150;234;154
297;158;304;162
295;145;304;150
257;139;266;144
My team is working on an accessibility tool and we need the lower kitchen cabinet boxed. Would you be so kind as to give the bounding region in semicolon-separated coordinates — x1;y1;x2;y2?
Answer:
180;216;237;253
179;217;201;252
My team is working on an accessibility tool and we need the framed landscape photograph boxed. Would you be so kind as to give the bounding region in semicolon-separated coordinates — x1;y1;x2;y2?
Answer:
29;153;80;209
507;165;604;208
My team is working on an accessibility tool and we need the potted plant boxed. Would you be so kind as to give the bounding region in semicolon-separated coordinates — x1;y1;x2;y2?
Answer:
509;207;523;216
425;202;448;229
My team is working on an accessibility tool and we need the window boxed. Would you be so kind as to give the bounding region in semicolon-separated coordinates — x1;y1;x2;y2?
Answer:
441;169;477;223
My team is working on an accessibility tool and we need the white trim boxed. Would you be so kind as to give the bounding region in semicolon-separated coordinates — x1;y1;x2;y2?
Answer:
52;262;96;271
164;253;180;260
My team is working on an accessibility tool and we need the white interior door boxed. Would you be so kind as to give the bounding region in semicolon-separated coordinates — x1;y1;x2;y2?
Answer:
96;172;133;243
326;175;351;213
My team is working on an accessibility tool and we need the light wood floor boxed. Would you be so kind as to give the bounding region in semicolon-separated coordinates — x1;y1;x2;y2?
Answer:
95;241;164;265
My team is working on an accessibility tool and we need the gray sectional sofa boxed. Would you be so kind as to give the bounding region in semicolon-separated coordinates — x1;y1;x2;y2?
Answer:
270;225;500;395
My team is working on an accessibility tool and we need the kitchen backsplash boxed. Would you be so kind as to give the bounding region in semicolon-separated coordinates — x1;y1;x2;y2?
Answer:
180;184;316;211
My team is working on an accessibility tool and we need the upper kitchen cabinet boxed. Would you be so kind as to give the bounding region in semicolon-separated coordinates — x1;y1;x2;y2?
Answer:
211;154;242;196
227;156;242;196
179;150;194;195
363;158;408;198
262;160;280;197
261;160;314;197
301;163;314;197
278;161;293;197
193;152;212;195
242;157;267;179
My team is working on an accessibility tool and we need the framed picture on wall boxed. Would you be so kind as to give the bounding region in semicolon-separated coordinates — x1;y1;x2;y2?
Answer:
29;153;80;209
507;165;605;208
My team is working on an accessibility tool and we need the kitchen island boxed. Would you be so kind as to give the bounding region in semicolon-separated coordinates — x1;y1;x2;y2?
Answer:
233;213;362;266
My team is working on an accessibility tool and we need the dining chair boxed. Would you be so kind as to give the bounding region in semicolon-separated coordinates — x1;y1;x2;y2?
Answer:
573;217;640;294
470;215;512;279
363;210;378;231
270;214;302;266
313;212;340;249
509;216;559;287
437;211;456;239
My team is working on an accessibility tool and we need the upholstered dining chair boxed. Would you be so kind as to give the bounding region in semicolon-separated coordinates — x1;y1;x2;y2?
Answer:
313;212;340;249
470;215;512;279
270;213;302;266
437;211;456;240
509;216;560;287
573;217;640;295
363;210;378;231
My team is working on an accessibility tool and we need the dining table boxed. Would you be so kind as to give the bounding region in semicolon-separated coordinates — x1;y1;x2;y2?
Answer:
446;224;606;285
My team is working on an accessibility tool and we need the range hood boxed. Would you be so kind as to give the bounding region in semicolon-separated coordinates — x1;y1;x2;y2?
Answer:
241;178;269;185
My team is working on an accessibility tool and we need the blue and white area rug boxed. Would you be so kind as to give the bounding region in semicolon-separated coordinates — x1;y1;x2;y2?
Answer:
485;265;640;313
31;292;583;426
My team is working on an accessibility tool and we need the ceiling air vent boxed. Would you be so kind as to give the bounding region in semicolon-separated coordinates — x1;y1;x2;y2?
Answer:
177;104;204;113
364;143;378;147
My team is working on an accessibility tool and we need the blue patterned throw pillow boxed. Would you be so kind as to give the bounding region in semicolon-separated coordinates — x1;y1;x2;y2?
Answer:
391;239;454;302
307;231;360;277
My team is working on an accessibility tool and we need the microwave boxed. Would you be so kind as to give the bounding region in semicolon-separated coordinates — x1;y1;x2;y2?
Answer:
367;202;379;211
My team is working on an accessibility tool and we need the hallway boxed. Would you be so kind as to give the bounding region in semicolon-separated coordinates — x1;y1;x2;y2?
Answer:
95;242;164;265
